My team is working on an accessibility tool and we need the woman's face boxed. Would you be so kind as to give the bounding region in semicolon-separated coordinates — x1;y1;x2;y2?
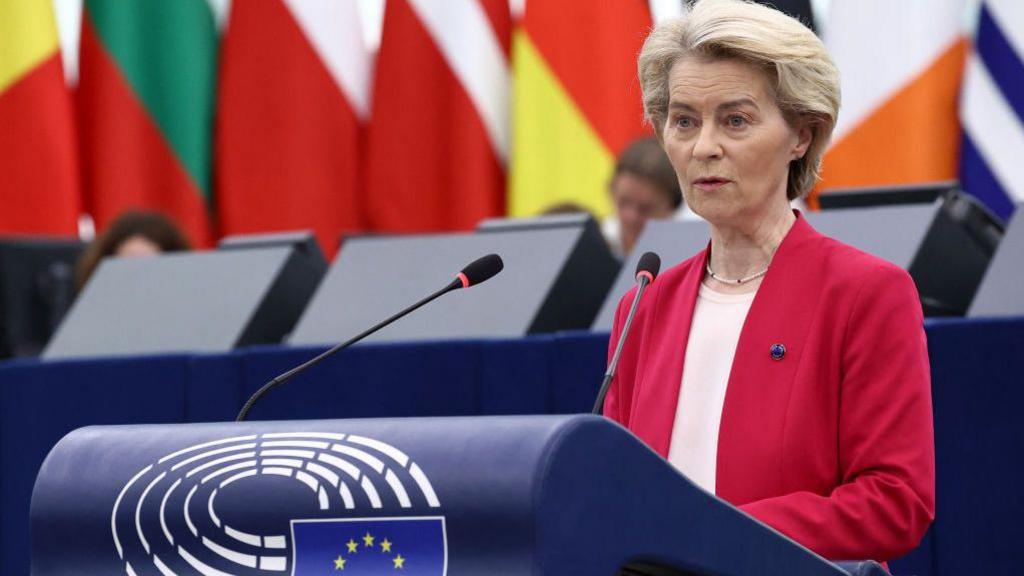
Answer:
661;57;810;229
610;172;676;254
114;235;162;258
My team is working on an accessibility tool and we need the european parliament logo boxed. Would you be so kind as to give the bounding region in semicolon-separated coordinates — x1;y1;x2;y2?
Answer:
110;432;447;575
292;517;446;574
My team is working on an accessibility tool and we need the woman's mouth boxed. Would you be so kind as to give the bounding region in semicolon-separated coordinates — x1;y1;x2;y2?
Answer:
692;177;731;192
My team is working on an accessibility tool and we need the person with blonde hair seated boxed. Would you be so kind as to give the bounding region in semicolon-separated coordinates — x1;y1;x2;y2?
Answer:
602;0;933;564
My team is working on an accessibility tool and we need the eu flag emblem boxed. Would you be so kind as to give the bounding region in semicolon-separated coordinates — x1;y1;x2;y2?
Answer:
291;516;447;575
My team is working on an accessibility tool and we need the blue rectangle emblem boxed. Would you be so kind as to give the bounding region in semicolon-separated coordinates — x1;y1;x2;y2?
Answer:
291;516;447;575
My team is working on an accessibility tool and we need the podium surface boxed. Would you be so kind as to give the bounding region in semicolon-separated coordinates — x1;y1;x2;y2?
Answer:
33;416;854;575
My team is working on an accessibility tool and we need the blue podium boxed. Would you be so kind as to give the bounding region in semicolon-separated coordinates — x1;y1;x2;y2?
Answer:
31;415;879;575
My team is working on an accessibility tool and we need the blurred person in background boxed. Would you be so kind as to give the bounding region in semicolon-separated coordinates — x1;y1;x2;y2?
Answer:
602;0;933;564
603;136;686;258
75;210;191;292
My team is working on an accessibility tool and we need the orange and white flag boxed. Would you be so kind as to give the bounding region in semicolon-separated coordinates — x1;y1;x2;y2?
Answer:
815;0;968;203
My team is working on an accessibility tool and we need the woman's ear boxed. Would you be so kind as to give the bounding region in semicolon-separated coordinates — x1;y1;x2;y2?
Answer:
792;123;812;160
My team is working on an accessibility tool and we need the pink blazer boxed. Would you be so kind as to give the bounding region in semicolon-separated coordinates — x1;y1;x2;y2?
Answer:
603;212;935;562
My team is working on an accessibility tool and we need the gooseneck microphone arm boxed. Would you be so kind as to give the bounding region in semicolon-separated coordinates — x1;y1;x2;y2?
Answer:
236;254;504;422
592;252;660;415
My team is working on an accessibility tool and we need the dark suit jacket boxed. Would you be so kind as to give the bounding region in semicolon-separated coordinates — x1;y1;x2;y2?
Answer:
604;212;934;561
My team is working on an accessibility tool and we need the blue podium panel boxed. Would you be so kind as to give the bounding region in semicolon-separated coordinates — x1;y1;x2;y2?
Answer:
926;318;1024;575
32;416;847;575
235;343;483;421
477;338;550;415
185;353;247;423
547;331;608;413
0;355;191;576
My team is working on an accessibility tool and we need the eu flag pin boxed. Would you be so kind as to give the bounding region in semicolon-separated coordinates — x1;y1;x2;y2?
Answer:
770;343;786;361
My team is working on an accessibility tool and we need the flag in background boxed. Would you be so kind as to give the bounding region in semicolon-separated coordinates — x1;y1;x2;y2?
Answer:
78;0;217;246
814;0;967;205
216;0;369;258
364;0;510;233
0;0;80;235
959;0;1024;220
508;0;652;219
755;0;816;33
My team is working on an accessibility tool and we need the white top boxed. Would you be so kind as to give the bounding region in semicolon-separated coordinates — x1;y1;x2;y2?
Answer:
667;282;757;494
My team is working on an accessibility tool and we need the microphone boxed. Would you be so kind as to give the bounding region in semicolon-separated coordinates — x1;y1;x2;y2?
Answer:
236;253;504;421
592;251;660;415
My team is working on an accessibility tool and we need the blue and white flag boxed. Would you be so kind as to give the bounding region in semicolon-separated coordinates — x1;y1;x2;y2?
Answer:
960;0;1024;219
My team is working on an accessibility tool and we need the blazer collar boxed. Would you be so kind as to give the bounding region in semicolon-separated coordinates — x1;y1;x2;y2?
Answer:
628;211;825;458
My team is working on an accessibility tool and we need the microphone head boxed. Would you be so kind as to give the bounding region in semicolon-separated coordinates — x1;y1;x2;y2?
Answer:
635;252;661;284
457;254;504;288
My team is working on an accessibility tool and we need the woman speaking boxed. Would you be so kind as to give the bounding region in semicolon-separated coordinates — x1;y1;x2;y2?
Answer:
603;0;934;563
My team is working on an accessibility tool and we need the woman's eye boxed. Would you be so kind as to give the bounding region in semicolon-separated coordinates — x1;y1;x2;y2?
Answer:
727;115;747;128
676;116;694;128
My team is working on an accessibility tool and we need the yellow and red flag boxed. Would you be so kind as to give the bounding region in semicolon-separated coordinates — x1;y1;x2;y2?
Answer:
509;0;652;218
0;0;81;235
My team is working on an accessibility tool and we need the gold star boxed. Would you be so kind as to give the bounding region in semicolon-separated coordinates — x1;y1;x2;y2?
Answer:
393;554;405;569
346;539;359;554
333;555;346;570
380;538;393;553
363;532;375;547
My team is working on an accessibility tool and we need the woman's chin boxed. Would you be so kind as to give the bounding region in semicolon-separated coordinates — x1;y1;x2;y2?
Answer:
686;200;733;225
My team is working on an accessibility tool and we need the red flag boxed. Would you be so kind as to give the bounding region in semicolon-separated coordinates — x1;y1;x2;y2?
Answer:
216;0;369;257
365;0;511;232
0;1;80;235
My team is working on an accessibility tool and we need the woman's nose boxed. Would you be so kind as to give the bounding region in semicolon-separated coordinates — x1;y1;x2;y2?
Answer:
692;124;723;160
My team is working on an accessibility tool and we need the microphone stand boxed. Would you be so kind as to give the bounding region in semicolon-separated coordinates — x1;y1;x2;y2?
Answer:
236;279;462;422
592;274;652;415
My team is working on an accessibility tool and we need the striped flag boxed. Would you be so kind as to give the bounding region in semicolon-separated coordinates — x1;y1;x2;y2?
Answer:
509;0;652;218
217;0;369;257
0;0;80;235
815;0;967;204
78;0;217;246
959;0;1024;220
365;0;510;232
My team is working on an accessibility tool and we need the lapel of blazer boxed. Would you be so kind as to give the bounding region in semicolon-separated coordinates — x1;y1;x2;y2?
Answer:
625;212;827;463
715;212;827;502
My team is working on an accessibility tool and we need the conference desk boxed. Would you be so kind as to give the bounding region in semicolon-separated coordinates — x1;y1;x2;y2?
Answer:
1;318;1022;575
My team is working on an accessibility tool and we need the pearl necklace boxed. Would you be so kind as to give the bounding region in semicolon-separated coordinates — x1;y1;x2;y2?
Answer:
705;258;769;285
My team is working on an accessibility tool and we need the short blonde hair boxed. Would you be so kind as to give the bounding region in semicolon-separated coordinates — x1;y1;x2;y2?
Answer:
639;0;840;199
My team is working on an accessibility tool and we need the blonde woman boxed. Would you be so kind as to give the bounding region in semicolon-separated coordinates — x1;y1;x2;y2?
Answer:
603;0;934;563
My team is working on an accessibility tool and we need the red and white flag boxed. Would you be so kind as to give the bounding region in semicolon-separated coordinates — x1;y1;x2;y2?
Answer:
216;0;370;256
365;0;511;232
